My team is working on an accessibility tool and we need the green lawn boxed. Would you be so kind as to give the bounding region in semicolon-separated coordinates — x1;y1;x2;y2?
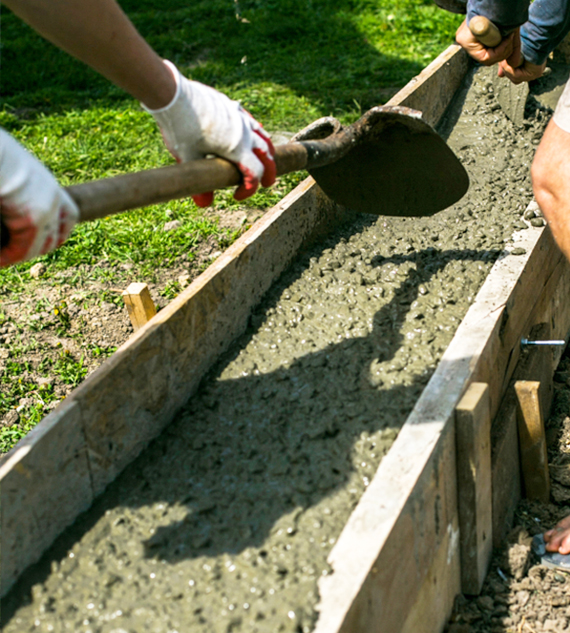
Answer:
0;0;461;280
0;0;462;451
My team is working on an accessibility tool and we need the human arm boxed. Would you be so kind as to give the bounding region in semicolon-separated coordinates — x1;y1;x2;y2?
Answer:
498;0;570;82
458;0;570;82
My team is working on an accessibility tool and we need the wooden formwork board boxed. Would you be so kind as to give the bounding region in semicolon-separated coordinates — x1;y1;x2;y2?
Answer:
0;44;469;601
3;41;568;631
315;222;570;633
0;42;504;629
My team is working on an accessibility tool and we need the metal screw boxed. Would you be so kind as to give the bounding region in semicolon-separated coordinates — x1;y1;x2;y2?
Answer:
521;338;566;347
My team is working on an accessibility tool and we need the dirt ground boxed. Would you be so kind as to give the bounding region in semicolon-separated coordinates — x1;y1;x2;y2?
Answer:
0;207;261;444
447;350;570;633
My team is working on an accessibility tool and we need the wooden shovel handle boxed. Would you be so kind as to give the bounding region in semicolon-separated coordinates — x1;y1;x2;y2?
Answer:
0;143;312;246
468;15;502;48
69;143;311;222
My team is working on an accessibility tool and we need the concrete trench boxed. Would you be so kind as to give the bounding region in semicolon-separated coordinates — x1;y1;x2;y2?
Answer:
2;64;567;633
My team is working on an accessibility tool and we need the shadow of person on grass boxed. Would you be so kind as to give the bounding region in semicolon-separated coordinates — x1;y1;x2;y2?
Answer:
1;0;435;124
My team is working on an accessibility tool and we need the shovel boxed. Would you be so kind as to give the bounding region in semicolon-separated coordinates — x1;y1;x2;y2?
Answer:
469;15;529;127
1;105;469;249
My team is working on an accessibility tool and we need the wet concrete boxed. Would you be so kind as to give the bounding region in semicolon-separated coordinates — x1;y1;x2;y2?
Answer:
1;66;556;633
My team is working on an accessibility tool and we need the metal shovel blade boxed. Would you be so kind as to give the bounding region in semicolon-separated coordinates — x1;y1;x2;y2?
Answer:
307;106;469;217
492;72;529;127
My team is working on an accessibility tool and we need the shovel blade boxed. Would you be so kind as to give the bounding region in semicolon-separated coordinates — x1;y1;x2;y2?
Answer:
309;106;469;217
492;72;529;127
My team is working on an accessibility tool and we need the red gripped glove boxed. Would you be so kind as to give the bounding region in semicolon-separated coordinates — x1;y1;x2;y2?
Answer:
0;129;79;267
144;61;276;207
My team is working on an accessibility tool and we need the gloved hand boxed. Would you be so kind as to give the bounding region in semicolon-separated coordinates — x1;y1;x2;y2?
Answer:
0;129;79;267
144;61;276;207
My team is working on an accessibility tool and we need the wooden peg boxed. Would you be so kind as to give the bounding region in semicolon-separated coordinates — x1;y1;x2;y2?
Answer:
122;282;157;331
514;380;550;502
455;382;493;595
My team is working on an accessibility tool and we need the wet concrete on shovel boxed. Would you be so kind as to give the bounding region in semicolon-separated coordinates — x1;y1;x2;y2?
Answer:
1;66;556;633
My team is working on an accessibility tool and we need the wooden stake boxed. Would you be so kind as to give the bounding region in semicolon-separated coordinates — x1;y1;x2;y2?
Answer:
514;380;550;502
455;382;493;595
122;282;157;331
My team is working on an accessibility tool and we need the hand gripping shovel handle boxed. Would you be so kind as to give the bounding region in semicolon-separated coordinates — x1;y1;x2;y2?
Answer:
0;139;345;247
0;106;470;251
66;106;466;222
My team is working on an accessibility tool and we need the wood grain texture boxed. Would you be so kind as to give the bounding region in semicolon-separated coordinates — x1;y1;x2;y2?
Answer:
0;400;92;596
455;382;493;595
315;220;570;633
515;380;551;502
122;282;157;331
386;45;470;127
491;387;522;548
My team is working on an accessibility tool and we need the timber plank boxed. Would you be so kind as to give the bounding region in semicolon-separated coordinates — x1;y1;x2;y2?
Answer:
491;388;521;548
315;220;570;633
0;400;92;596
387;45;469;127
455;382;493;595
515;380;551;501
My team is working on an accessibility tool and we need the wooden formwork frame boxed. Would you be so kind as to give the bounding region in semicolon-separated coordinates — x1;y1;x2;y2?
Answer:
2;43;569;631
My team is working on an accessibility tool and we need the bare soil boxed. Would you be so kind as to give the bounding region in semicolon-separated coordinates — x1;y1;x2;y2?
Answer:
0;207;261;440
447;350;570;633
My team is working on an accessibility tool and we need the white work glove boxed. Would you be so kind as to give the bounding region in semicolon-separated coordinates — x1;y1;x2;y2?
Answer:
0;129;79;267
144;61;276;207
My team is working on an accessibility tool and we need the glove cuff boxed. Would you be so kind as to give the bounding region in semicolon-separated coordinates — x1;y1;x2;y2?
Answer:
141;60;183;115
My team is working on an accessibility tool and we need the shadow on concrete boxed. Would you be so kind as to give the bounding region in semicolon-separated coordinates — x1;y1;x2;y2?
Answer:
1;216;501;625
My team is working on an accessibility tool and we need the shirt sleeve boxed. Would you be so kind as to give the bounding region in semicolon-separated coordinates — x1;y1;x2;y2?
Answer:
520;0;570;65
466;0;530;33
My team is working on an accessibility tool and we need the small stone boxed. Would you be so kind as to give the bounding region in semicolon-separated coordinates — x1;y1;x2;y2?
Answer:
18;397;34;410
530;217;545;227
476;596;494;611
516;590;530;607
511;247;527;256
178;273;191;288
524;207;537;220
37;376;55;388
2;410;19;427
101;301;116;312
29;262;47;278
163;220;182;232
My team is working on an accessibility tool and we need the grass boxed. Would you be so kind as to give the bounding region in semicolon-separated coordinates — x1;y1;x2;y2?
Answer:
0;0;462;451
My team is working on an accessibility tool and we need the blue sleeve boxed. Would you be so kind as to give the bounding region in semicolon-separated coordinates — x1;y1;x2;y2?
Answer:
466;0;530;33
520;0;570;64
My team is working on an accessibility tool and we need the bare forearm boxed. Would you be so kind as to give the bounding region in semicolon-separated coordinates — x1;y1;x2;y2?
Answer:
3;0;175;108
